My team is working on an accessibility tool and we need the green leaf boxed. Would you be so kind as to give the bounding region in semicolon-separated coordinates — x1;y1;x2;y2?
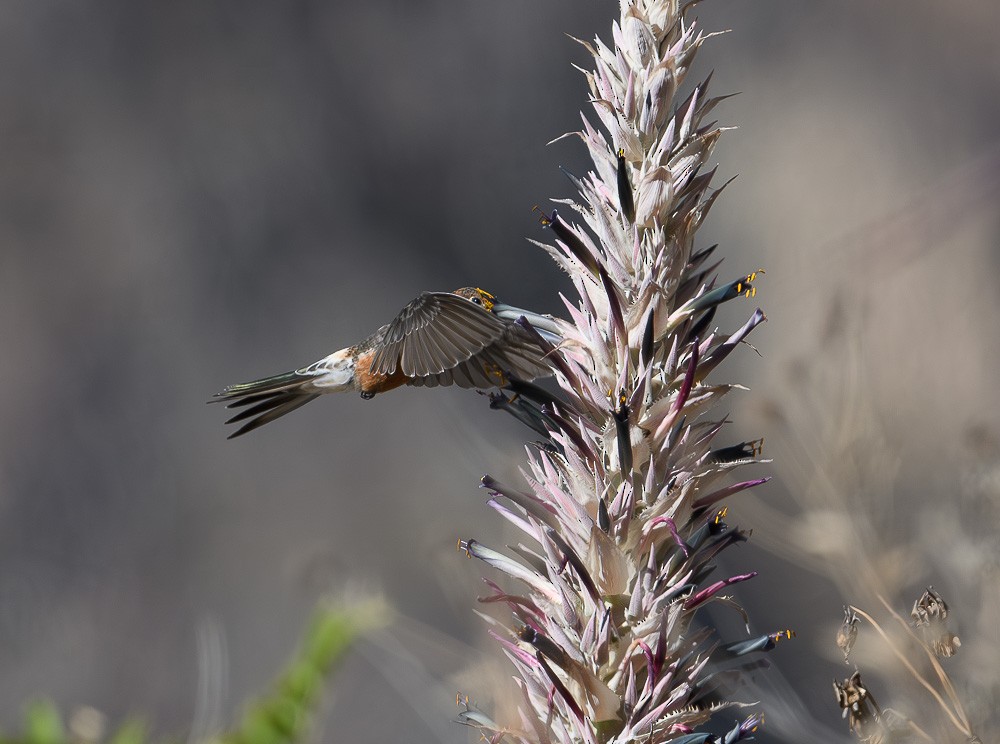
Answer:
107;719;148;744
23;701;64;744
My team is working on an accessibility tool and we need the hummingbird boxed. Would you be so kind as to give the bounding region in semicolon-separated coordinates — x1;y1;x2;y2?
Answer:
214;287;562;438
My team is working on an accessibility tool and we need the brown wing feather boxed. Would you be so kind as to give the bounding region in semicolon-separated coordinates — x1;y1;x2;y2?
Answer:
407;323;552;389
370;292;509;377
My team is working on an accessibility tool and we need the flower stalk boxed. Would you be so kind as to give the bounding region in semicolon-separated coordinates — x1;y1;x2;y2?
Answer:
459;2;782;742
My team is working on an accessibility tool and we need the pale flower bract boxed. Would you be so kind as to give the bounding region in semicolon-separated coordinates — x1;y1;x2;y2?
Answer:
458;2;784;743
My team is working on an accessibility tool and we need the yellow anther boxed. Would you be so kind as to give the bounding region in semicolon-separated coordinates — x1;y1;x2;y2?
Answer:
714;506;728;524
737;269;764;299
532;204;553;226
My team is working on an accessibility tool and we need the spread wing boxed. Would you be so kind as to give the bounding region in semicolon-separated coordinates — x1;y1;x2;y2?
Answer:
409;323;554;388
370;292;551;388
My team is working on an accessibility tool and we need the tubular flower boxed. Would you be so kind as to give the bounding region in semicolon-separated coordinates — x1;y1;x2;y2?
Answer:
459;2;779;742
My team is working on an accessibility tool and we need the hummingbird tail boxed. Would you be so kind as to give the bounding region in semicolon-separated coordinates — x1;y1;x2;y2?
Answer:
213;349;357;438
223;390;321;438
212;370;321;438
215;370;314;398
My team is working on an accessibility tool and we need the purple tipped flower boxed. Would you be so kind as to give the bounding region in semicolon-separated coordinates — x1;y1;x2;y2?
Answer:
459;2;781;742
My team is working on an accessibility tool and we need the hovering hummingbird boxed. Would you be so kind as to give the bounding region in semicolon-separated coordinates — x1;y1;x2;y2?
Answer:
214;287;562;438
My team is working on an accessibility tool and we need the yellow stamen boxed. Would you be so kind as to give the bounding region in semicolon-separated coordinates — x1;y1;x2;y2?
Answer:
736;269;764;299
532;205;552;227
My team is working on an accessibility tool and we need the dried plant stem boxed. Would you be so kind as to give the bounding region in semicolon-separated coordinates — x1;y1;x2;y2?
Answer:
902;719;935;743
849;602;971;737
876;596;973;737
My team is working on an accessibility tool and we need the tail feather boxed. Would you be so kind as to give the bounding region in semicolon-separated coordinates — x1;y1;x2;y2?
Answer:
214;349;356;438
222;390;284;409
213;371;314;400
226;392;321;439
213;370;323;438
225;394;293;425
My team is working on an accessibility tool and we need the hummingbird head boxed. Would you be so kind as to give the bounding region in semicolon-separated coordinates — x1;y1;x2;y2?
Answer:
453;287;562;344
454;287;498;312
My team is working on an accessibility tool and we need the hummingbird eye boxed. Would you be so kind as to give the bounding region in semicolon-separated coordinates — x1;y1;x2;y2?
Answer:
471;296;482;305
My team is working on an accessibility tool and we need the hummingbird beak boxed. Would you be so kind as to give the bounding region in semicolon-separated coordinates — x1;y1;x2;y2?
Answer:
492;303;563;344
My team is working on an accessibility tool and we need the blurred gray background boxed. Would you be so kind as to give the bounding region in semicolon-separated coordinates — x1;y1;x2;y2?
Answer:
2;0;998;741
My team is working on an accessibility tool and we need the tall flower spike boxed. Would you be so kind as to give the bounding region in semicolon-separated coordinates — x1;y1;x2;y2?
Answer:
461;3;779;742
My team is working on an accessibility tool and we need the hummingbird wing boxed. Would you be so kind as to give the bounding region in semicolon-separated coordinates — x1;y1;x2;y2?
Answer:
370;292;507;376
370;292;552;388
411;324;554;389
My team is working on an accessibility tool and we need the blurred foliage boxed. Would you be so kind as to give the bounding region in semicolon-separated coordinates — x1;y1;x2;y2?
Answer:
0;601;385;744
